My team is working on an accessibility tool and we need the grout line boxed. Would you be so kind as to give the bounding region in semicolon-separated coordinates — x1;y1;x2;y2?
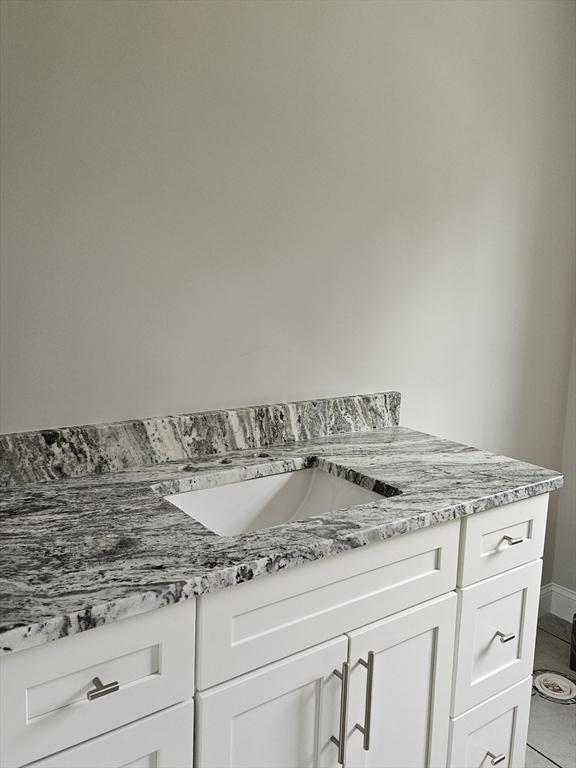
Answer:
526;743;565;768
537;625;571;646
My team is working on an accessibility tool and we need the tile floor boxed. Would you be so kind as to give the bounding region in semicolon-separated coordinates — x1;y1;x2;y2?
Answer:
525;614;575;768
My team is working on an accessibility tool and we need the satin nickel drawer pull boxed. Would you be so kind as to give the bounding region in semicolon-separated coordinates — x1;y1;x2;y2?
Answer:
503;535;524;546
486;751;506;765
87;676;120;701
330;661;350;765
495;631;516;643
354;651;375;751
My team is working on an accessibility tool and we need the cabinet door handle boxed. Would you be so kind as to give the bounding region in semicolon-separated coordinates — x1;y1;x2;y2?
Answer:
86;676;120;701
354;651;375;751
486;751;506;765
330;661;350;765
495;631;516;643
502;535;524;546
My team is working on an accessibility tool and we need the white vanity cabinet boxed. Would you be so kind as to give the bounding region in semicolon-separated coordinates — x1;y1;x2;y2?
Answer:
0;493;549;768
196;593;457;768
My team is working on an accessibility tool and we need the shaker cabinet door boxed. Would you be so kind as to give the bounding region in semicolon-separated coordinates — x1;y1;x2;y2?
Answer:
24;701;193;768
195;636;347;768
346;593;457;768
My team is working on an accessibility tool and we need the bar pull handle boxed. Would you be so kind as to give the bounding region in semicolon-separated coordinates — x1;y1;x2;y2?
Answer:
330;662;350;765
87;676;120;701
502;535;524;546
495;631;516;643
486;751;506;765
354;651;375;751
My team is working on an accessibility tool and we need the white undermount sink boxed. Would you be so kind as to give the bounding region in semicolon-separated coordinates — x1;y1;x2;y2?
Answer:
165;468;385;536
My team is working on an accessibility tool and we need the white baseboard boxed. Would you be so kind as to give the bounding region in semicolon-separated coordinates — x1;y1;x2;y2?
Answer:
539;582;576;623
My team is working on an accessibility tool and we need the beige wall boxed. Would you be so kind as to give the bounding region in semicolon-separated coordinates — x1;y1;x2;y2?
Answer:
1;1;574;582
553;327;576;593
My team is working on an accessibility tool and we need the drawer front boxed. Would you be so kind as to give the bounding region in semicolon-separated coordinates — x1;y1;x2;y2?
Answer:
457;494;548;587
24;701;193;768
449;678;531;768
1;601;195;767
196;520;459;689
452;560;541;715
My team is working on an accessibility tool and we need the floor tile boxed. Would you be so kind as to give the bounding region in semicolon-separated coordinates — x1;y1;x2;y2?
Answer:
528;694;576;768
533;628;573;678
525;745;561;768
538;613;573;645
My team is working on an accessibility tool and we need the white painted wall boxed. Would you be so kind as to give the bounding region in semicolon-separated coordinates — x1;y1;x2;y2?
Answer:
1;1;574;582
553;328;576;595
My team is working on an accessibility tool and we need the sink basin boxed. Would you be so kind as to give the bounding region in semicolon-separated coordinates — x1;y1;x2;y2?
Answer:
165;468;385;536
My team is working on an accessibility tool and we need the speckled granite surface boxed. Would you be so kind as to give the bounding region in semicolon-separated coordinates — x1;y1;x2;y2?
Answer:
0;395;563;655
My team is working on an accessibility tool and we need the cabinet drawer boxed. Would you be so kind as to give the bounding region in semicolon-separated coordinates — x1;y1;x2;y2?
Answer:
24;701;193;768
452;560;541;716
457;494;548;587
196;520;459;689
448;678;531;768
0;601;195;767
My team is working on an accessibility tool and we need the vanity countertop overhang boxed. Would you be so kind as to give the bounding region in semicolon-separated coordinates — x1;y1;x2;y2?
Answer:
0;395;563;656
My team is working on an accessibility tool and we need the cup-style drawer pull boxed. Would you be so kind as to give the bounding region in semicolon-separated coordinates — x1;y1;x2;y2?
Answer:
502;535;524;546
487;751;506;765
354;651;375;751
330;662;350;765
495;631;516;643
87;676;120;701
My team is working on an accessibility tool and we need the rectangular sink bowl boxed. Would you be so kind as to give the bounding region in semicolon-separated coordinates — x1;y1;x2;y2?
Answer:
165;468;386;536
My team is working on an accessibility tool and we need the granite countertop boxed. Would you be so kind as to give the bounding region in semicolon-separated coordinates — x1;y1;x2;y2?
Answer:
0;423;562;655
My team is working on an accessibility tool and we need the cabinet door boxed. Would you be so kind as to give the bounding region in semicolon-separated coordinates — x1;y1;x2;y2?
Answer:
195;636;347;768
346;593;457;768
25;701;193;768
